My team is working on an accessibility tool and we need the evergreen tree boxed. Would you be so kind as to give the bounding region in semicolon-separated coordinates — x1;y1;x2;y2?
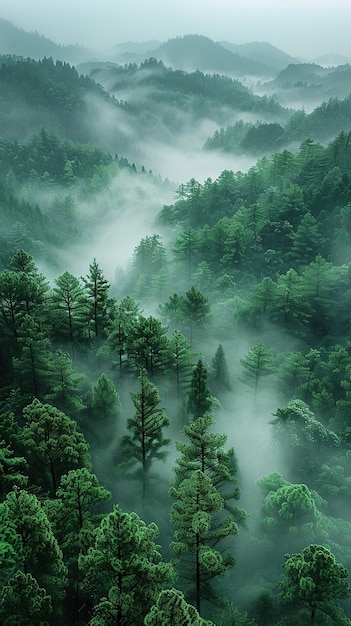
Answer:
44;349;85;419
278;544;351;625
127;315;170;374
0;570;53;626
174;413;246;525
209;344;232;395
79;504;174;625
103;295;140;373
240;342;275;398
21;399;90;495
170;470;237;615
0;488;67;608
144;588;215;625
91;373;121;433
187;360;213;420
82;258;111;339
13;314;53;399
168;330;195;420
121;369;170;504
49;271;88;350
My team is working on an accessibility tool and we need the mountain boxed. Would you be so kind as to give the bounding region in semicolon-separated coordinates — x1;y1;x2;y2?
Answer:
219;40;300;71
314;53;351;67
0;18;93;64
148;34;276;77
263;62;351;103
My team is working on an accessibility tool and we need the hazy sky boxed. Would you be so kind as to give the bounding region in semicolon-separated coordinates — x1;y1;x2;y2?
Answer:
1;0;350;59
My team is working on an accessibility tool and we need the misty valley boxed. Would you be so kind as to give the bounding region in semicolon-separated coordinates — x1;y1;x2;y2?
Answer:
2;19;351;626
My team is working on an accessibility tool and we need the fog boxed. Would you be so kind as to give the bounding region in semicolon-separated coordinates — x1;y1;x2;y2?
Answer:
1;0;351;60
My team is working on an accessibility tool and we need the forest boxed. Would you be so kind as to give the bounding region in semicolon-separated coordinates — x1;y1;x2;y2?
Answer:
1;25;351;626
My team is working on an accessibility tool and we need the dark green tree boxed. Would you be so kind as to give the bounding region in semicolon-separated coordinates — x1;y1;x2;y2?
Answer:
127;315;170;374
121;369;170;504
49;271;88;349
0;571;53;626
144;588;215;625
168;330;195;419
103;295;140;373
187;360;213;420
209;344;232;395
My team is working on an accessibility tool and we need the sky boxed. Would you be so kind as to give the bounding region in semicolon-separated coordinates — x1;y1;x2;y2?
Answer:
1;0;351;60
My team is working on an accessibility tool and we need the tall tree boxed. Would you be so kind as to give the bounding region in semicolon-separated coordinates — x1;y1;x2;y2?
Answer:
187;360;213;420
49;271;88;350
127;315;170;374
174;413;246;525
82;259;111;339
0;488;67;608
168;330;195;420
121;369;170;504
209;344;232;395
170;470;237;615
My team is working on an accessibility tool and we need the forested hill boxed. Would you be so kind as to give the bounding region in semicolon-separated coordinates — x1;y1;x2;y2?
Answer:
0;18;92;63
1;42;351;626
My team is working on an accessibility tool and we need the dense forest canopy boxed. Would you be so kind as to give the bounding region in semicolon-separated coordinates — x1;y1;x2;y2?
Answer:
1;23;351;626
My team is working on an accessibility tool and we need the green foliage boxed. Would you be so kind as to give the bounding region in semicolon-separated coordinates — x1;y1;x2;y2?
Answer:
121;369;170;502
80;504;174;624
144;588;215;625
0;570;53;626
278;544;351;624
21;398;90;495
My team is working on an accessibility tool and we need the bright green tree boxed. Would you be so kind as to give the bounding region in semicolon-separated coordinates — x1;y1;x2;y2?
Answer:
80;504;174;625
170;470;237;615
21;399;90;495
278;544;351;625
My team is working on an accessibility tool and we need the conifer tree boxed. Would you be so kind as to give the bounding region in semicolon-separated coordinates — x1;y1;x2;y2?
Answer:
278;544;351;625
173;413;246;525
82;259;111;339
21;399;90;495
79;504;174;625
144;588;215;625
210;344;232;395
170;470;237;615
0;570;53;626
240;342;275;398
187;360;213;419
121;369;170;503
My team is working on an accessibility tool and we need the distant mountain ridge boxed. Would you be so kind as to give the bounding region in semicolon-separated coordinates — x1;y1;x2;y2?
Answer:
0;18;93;64
146;34;276;77
219;40;300;71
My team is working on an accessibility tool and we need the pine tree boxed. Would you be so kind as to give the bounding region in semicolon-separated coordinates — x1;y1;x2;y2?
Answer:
187;360;213;419
82;259;111;339
79;504;174;625
240;342;275;398
21;398;90;495
170;470;237;615
144;588;215;625
173;413;246;525
210;344;232;395
121;369;170;504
